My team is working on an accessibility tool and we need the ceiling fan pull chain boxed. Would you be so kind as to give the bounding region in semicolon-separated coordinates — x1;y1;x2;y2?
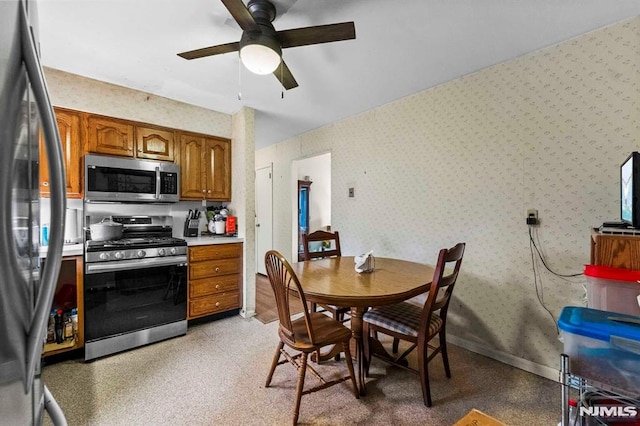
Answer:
280;62;284;99
238;52;242;100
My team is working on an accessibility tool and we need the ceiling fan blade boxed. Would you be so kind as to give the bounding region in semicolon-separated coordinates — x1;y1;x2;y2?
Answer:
177;41;240;60
273;60;298;90
221;0;260;32
276;22;355;49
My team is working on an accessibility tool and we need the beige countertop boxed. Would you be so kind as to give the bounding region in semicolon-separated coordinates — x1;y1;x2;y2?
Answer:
183;236;244;246
39;243;84;258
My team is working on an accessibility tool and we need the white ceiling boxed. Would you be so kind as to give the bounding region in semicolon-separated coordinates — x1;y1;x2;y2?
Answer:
37;0;640;150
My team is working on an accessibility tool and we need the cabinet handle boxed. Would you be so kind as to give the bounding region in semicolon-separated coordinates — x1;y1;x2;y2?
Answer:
215;302;220;307
215;267;220;272
128;147;133;151
215;284;220;289
43;181;49;187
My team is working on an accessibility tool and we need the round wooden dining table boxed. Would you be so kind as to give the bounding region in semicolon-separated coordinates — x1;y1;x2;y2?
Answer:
290;256;436;395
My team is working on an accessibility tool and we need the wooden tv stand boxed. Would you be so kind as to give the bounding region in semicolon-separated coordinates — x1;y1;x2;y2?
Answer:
591;228;640;269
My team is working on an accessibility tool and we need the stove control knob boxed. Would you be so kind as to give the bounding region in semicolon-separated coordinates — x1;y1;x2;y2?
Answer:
170;247;177;256
99;253;110;261
137;250;146;258
158;248;166;257
114;251;124;260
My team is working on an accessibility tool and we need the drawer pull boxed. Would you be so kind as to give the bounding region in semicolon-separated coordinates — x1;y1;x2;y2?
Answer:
215;267;220;272
215;284;220;289
215;302;220;307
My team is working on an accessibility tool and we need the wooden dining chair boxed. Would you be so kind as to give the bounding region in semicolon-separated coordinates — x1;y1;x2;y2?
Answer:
264;250;359;425
362;242;466;407
302;230;350;323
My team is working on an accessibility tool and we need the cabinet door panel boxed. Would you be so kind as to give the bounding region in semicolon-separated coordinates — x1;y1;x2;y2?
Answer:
189;243;242;262
188;291;239;318
136;126;175;161
204;138;231;201
189;275;239;298
179;133;205;199
40;108;83;198
189;258;241;280
87;116;134;157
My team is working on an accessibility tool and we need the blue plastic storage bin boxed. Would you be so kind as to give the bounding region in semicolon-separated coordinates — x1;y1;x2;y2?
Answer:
558;306;640;393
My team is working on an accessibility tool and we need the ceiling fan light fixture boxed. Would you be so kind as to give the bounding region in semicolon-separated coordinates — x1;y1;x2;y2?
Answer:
239;27;282;75
240;43;281;75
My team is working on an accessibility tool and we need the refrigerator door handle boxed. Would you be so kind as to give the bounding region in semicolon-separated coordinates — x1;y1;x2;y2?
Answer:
44;385;67;426
20;1;67;394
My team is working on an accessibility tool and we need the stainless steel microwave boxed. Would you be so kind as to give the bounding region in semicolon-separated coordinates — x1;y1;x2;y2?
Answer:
85;154;180;203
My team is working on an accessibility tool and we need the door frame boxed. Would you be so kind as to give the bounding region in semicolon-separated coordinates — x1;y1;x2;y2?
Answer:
255;164;273;275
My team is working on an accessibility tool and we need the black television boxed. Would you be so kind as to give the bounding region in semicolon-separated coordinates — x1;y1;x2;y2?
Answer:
621;152;640;228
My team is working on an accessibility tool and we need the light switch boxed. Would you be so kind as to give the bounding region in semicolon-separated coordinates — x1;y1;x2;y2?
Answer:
348;188;354;198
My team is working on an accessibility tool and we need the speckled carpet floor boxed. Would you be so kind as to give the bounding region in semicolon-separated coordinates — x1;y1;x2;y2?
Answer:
42;315;560;425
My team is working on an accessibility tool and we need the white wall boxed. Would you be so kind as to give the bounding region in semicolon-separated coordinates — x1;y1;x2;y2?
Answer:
256;16;640;371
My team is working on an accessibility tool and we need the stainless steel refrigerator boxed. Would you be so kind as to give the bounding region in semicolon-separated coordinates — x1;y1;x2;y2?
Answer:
0;0;68;424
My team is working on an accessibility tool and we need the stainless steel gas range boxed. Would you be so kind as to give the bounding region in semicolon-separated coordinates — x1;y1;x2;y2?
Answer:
83;215;188;361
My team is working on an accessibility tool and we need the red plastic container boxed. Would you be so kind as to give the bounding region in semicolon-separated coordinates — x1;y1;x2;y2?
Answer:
584;265;640;316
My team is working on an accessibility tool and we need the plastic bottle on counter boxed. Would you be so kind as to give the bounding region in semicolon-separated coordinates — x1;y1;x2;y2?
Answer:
54;309;63;344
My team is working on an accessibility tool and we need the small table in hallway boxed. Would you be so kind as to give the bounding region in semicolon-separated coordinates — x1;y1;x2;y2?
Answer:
290;256;436;395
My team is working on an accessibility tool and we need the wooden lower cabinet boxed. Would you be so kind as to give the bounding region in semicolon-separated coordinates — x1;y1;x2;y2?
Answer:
187;243;243;319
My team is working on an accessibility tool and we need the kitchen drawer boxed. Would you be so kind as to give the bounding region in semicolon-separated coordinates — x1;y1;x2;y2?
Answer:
189;275;239;298
189;258;240;280
189;243;242;262
189;291;239;318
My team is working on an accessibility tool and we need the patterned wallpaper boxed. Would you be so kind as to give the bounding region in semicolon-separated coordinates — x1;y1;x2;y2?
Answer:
256;16;640;369
43;67;231;137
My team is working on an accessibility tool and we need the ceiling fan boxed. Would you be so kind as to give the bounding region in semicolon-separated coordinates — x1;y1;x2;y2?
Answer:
177;0;356;90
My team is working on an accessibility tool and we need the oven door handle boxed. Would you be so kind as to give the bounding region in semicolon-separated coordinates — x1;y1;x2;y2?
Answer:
85;256;188;274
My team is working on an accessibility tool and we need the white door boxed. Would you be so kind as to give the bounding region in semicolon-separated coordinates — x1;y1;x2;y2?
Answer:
255;165;273;275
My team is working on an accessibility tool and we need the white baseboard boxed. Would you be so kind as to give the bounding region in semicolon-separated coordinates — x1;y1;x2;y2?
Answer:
447;334;560;383
240;308;256;319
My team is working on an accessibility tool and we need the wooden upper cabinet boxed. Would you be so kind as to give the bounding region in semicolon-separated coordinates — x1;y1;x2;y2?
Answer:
179;133;206;199
40;108;83;198
87;116;135;157
204;138;231;201
178;132;231;201
136;126;175;161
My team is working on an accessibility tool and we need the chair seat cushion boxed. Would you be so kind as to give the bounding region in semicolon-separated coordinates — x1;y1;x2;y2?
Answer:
363;302;443;338
283;312;352;350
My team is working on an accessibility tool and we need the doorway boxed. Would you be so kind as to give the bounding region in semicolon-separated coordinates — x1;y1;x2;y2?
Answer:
255;165;273;275
291;152;331;261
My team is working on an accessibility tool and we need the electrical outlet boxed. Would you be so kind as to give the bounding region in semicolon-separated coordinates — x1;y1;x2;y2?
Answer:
526;209;539;225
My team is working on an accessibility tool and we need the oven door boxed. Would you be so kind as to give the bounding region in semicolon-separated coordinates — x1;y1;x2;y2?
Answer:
84;258;187;342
